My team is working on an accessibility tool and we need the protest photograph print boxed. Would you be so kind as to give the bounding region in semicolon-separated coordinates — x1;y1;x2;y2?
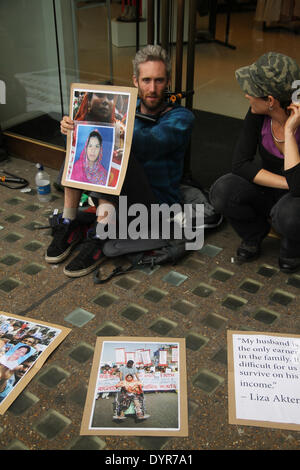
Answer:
62;83;138;195
0;311;70;414
81;337;188;436
227;330;300;431
67;123;114;187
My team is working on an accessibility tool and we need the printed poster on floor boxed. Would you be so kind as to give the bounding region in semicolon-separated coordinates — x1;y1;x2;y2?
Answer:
61;83;138;195
227;330;300;431
0;311;70;414
80;337;188;436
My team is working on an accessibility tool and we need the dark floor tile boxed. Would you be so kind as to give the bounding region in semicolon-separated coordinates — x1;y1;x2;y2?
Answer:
269;290;295;306
3;232;23;243
0;254;21;266
68;436;106;450
192;283;215;298
4;197;24;205
68;343;94;363
68;384;88;407
92;292;119;308
5;214;24;223
192;369;224;394
95;322;123;336
144;287;168;303
239;278;262;294
186;332;209;351
171;299;196;315
222;295;247;311
37;365;70;388
254;308;279;324
34;410;71;440
181;257;205;270
212;348;227;365
24;204;41;212
257;264;278;278
22;263;45;275
149;317;177;335
114;276;139;290
120;304;148;321
209;268;234;282
202;313;228;329
23;241;44;252
8;391;39;416
287;275;300;289
0;278;22;293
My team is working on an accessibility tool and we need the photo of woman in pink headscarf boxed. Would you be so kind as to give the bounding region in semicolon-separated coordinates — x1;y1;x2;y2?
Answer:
70;126;114;186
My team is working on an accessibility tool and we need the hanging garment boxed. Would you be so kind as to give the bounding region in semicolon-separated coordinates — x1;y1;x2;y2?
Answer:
280;0;295;22
255;0;282;22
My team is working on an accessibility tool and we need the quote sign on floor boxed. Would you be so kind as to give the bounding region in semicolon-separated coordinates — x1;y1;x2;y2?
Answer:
227;330;300;431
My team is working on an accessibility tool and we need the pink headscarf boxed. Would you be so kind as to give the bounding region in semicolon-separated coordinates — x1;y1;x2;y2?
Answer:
71;129;108;185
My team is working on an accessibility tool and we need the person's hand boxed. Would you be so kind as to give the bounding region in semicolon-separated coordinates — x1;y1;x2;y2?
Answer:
285;103;300;136
60;116;74;135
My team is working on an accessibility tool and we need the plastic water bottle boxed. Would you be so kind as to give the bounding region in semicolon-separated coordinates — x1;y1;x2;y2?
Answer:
35;163;51;202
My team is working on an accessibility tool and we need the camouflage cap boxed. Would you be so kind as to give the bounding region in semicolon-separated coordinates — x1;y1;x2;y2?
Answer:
235;52;300;102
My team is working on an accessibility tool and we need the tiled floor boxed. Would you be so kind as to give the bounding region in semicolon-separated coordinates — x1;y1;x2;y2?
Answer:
0;156;299;450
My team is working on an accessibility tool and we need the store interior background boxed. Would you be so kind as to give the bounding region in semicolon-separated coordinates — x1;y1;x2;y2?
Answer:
1;0;300;186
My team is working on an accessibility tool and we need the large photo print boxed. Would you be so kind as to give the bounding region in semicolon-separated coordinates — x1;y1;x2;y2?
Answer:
62;84;138;195
0;312;70;414
81;337;188;436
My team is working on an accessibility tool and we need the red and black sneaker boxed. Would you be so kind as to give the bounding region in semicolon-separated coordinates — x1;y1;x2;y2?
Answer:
63;228;106;278
45;216;84;264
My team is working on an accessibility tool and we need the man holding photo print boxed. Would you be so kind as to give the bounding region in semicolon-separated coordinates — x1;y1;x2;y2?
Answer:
46;45;195;278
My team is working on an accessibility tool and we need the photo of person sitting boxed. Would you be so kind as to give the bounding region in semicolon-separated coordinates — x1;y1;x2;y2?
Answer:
70;128;111;186
114;373;150;420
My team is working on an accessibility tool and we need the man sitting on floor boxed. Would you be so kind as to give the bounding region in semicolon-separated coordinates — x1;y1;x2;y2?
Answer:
45;44;195;278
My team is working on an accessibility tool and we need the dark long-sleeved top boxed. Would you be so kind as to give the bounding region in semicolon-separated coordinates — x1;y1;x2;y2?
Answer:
232;109;300;197
131;102;195;205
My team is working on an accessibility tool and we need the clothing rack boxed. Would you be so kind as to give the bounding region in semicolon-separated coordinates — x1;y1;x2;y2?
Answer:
256;0;300;34
196;0;236;49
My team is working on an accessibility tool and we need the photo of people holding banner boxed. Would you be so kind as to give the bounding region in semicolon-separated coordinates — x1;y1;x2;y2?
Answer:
85;340;183;433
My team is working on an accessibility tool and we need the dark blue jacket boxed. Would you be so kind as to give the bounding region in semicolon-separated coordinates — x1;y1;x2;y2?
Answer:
131;102;195;205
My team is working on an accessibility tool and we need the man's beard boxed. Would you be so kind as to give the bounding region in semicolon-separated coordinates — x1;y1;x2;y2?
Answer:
140;92;166;114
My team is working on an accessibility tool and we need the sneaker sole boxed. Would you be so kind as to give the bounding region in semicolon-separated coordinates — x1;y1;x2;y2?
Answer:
63;257;105;278
45;240;81;264
194;215;224;230
279;265;300;274
235;252;261;264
